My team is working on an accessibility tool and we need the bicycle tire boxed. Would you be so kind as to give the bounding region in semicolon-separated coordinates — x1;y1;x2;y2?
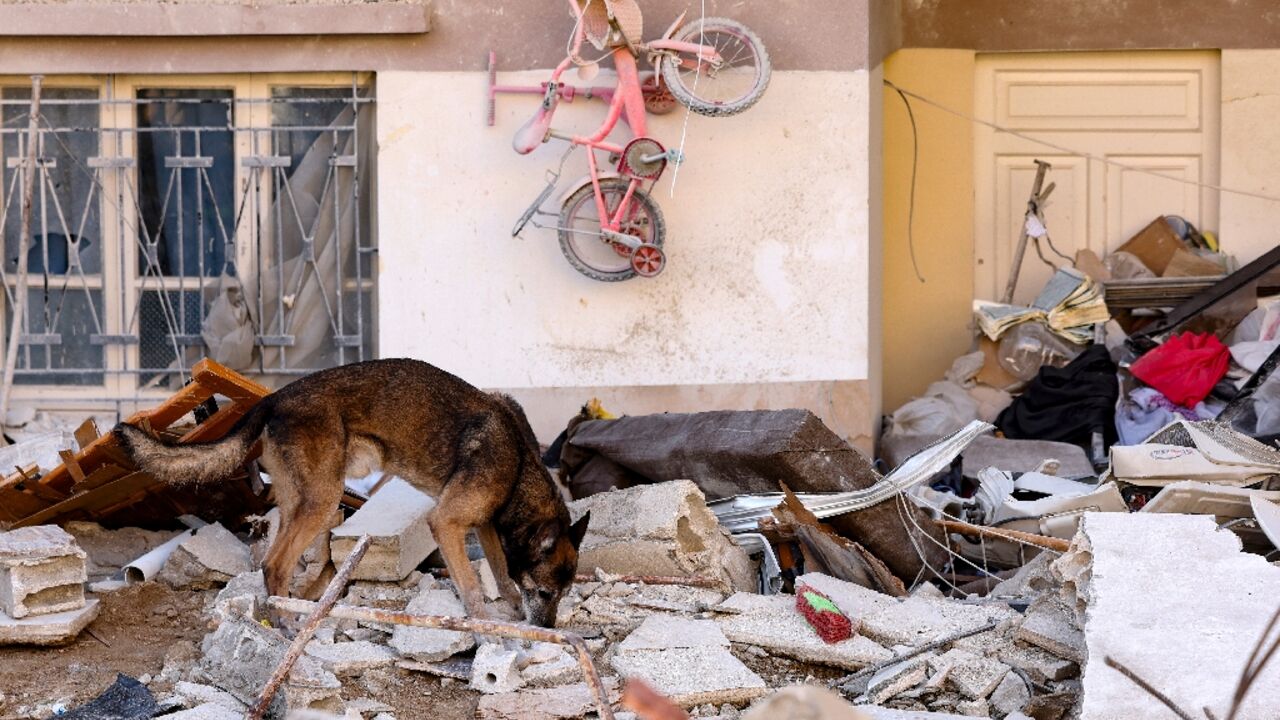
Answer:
558;179;666;282
660;18;771;118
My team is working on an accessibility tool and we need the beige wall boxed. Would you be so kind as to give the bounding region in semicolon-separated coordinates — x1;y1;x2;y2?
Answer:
1220;50;1280;265
376;69;881;449
881;49;976;412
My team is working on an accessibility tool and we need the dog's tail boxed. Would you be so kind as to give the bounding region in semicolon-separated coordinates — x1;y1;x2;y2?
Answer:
112;399;275;486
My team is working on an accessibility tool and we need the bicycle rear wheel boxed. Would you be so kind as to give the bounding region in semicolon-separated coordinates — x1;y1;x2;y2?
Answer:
660;18;771;117
558;178;666;282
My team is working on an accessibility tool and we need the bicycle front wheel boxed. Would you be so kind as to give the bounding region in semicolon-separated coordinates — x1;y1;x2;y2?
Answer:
661;18;771;117
558;178;666;282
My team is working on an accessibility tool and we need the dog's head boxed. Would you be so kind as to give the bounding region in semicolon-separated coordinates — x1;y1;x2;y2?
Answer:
510;512;591;627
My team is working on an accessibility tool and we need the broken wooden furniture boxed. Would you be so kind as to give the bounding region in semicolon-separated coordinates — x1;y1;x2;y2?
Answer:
0;359;273;529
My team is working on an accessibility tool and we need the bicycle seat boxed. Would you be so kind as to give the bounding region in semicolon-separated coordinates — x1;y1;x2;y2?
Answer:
513;100;557;155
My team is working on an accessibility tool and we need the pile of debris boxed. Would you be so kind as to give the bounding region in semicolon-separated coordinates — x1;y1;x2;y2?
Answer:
0;351;1276;718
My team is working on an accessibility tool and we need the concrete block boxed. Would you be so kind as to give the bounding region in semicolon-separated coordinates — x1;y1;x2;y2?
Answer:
989;672;1030;717
476;677;620;720
612;616;765;707
210;569;267;624
0;525;87;619
173;681;249;713
954;699;989;717
158;523;252;589
521;646;582;688
0;598;98;645
1069;513;1280;720
929;649;1009;700
866;656;930;704
569;480;756;591
388;586;474;662
471;642;526;694
716;592;893;670
1014;595;1083;663
857;706;975;719
304;639;399;677
798;573;1017;648
331;478;437;582
997;642;1078;684
196;614;341;715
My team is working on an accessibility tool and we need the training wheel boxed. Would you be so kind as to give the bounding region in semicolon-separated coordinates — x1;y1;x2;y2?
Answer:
630;243;666;278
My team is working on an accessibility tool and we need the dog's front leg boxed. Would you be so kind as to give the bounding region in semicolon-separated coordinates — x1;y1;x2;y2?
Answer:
475;523;526;616
429;516;491;622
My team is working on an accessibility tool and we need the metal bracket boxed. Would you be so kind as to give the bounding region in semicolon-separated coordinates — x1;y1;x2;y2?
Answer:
5;157;56;169
166;334;204;346
329;156;357;168
164;157;214;169
19;333;61;346
333;335;362;348
89;334;139;345
88;157;135;169
242;156;292;168
256;335;296;347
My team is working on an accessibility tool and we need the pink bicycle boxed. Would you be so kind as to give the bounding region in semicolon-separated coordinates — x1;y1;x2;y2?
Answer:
490;0;770;281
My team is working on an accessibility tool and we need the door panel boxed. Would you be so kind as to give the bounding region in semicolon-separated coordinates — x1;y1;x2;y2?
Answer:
976;52;1220;304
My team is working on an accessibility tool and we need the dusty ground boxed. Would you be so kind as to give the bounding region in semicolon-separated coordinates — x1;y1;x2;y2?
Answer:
0;583;481;719
0;584;209;717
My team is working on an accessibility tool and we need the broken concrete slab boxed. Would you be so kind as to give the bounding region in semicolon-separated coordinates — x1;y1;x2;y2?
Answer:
611;642;766;706
475;677;620;720
928;649;1009;700
0;598;98;645
331;478;437;582
1066;513;1280;720
304;640;399;677
396;657;473;681
0;525;88;619
866;656;930;704
989;672;1031;717
157;523;252;590
471;642;525;695
195;614;341;715
858;708;972;720
388;586;474;662
210;570;267;624
172;682;248;713
520;647;581;688
716;592;893;670
798;573;1016;648
569;480;756;591
997;642;1078;684
1013;595;1083;664
617;614;729;651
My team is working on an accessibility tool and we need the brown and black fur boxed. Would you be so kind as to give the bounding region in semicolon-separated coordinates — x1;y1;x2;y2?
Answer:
113;358;589;628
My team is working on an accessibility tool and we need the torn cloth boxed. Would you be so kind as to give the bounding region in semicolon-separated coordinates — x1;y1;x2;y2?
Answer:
996;345;1119;451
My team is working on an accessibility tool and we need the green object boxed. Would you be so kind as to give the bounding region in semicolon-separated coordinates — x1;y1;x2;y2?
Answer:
802;590;842;615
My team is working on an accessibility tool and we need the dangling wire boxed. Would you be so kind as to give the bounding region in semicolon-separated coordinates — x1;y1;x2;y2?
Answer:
668;0;705;198
886;80;925;283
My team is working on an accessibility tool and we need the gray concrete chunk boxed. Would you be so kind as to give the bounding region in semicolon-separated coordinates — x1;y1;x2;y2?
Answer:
476;678;620;720
612;644;766;707
930;648;1009;700
0;598;98;645
617;615;729;651
1014;595;1084;663
158;523;252;589
304;639;399;676
388;586;474;662
866;656;930;704
569;480;756;591
331;478;437;582
471;642;525;694
0;526;88;619
990;672;1031;717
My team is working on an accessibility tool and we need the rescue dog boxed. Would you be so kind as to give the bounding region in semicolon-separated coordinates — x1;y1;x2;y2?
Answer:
113;358;589;628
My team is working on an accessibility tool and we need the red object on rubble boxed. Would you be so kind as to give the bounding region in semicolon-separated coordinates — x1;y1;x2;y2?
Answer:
1130;331;1230;407
795;583;853;644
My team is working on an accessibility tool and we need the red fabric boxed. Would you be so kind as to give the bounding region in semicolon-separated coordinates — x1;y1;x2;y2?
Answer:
1130;332;1230;407
795;583;853;644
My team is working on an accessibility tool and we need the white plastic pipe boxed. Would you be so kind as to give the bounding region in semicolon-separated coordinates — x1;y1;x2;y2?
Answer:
123;529;192;584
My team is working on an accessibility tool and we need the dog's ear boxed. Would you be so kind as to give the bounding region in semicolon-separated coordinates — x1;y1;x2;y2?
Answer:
569;512;591;549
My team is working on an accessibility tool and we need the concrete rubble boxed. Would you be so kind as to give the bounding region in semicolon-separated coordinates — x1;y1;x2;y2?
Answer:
0;525;99;646
331;477;438;582
569;480;757;591
610;615;767;706
157;523;253;590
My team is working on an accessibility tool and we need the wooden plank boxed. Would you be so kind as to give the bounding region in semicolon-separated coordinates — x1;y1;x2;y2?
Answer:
193;358;271;402
72;464;128;494
12;471;153;528
73;418;100;450
0;487;47;523
58;450;86;484
14;470;66;503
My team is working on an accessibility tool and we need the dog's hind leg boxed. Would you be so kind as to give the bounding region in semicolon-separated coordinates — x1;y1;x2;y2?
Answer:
476;523;525;616
261;441;346;620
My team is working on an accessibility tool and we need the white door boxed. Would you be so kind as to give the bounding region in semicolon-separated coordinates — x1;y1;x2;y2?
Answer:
974;51;1220;304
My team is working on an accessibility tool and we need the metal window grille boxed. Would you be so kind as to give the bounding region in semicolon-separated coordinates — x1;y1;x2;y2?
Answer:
0;78;376;398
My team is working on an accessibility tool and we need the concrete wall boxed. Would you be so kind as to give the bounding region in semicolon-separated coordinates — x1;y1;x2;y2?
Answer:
376;68;880;448
881;49;975;412
1219;50;1280;266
